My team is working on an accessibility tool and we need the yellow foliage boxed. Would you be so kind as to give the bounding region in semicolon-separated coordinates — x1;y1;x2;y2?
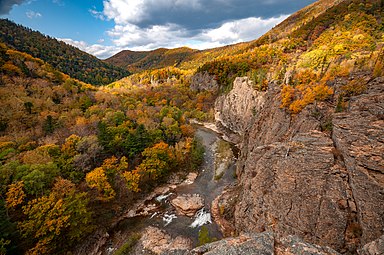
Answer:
138;141;173;180
61;134;81;156
298;49;328;69
0;141;15;151
85;167;116;201
6;181;26;208
180;124;195;137
122;169;141;192
174;138;193;163
341;78;367;96
26;238;51;255
19;178;91;254
2;61;23;75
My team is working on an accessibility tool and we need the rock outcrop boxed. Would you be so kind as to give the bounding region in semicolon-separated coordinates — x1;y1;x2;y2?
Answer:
358;235;384;255
138;227;192;254
171;194;204;216
131;229;340;255
190;71;219;92
215;77;266;143
213;76;384;254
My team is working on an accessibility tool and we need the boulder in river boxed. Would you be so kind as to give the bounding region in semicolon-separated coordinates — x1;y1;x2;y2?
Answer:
171;194;204;217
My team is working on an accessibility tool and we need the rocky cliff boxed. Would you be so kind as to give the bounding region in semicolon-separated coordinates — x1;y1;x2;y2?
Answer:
214;75;384;254
214;77;266;144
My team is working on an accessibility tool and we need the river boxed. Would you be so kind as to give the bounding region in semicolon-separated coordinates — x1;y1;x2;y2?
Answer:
103;126;237;254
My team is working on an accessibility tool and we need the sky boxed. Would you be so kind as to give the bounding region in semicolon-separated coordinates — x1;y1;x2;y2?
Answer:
0;0;316;59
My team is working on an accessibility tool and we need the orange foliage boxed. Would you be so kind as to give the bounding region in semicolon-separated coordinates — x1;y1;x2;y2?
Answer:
180;124;195;137
281;84;295;108
6;181;26;208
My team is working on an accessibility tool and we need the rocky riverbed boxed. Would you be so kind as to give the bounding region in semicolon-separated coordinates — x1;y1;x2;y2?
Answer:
95;126;237;255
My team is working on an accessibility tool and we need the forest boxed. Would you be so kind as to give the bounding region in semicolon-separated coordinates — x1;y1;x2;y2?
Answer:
0;19;130;85
0;42;216;254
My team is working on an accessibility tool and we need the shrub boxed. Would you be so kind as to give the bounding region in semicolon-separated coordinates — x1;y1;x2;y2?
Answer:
113;233;141;255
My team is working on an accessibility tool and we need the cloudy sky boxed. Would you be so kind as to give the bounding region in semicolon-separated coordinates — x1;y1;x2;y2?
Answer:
0;0;316;59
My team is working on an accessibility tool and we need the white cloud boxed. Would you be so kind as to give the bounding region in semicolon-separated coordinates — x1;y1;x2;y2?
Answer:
26;10;41;18
104;15;287;52
101;0;202;24
52;0;64;6
59;38;122;59
107;23;188;49
89;8;105;20
200;15;288;45
59;14;287;58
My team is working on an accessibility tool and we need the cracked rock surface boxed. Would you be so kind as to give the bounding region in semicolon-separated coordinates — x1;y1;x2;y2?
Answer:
214;76;384;253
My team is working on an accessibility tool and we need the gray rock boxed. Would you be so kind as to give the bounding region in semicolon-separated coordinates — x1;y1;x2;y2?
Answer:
358;235;384;255
276;235;340;255
190;72;219;92
187;232;274;255
333;77;384;246
139;227;192;255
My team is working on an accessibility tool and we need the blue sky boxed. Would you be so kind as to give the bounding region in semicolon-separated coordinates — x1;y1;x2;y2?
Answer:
0;0;316;59
1;0;114;44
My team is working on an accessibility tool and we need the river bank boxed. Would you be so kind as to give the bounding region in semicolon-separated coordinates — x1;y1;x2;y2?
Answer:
96;125;237;254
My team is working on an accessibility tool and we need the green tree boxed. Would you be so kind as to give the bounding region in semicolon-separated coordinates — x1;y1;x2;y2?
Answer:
136;141;173;181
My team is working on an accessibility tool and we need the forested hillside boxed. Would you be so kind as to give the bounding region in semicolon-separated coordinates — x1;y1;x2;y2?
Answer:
105;47;197;73
187;0;384;112
0;42;215;254
0;19;130;85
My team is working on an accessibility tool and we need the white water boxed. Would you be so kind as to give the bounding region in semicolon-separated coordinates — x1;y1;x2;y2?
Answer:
163;213;177;226
156;193;172;202
190;208;212;228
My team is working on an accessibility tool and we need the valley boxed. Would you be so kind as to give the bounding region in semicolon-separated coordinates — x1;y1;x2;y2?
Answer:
0;0;383;254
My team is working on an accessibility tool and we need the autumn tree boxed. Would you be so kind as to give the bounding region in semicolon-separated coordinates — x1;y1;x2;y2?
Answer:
5;181;25;209
85;167;116;201
18;178;92;254
122;170;141;192
136;141;173;181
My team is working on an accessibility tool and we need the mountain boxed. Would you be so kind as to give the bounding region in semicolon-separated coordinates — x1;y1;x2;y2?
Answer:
195;1;384;255
105;47;197;72
0;19;130;85
106;0;384;253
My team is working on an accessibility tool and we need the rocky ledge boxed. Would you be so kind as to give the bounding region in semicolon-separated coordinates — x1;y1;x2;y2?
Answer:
132;231;342;255
132;227;192;255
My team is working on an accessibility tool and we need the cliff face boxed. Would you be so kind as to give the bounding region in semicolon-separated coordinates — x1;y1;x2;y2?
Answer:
214;77;265;144
215;76;384;254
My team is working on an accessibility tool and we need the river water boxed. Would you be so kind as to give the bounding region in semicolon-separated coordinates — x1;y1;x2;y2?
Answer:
104;126;237;253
